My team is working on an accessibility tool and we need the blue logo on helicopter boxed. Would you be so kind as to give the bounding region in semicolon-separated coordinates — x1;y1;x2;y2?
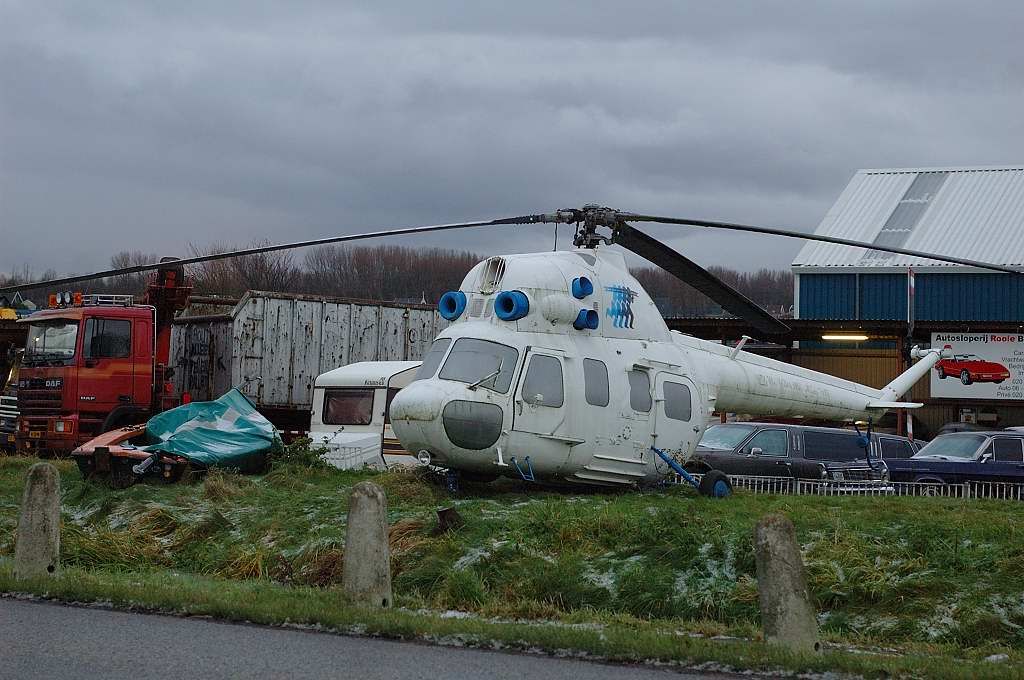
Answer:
605;285;638;328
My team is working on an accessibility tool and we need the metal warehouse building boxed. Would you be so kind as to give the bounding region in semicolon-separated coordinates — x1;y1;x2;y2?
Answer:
792;165;1024;436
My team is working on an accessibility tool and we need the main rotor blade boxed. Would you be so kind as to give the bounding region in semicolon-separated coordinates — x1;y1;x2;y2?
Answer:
0;214;547;295
619;213;1022;275
614;223;791;335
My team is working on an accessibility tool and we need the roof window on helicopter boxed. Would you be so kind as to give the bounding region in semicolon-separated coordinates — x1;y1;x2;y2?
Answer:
522;355;564;407
628;370;652;413
438;338;519;393
583;358;609;407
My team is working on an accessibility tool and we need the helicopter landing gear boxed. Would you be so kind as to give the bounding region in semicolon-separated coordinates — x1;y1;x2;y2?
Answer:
444;470;461;494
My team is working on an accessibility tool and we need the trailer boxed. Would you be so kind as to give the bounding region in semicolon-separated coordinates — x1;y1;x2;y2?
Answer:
170;291;447;434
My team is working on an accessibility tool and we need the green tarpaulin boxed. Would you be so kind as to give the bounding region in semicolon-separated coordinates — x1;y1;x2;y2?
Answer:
140;389;279;471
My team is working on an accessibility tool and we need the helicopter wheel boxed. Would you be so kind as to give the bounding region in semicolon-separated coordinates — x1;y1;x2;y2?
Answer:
698;470;732;498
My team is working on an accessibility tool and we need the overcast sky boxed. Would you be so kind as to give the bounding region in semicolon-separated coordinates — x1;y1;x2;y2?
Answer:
2;1;1022;278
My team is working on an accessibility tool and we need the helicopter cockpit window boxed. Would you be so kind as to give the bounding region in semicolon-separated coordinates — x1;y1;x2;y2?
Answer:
663;381;692;421
523;355;564;407
628;370;652;413
438;338;518;393
583;358;609;407
415;338;452;381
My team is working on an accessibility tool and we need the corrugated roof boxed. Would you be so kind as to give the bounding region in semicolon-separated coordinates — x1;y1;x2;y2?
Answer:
792;166;1024;271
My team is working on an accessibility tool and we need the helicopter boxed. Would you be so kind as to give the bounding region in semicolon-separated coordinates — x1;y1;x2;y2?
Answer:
3;205;1018;488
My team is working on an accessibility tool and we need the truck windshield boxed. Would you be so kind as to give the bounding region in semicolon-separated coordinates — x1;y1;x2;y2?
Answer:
25;322;79;362
914;434;987;460
699;424;756;450
438;338;518;393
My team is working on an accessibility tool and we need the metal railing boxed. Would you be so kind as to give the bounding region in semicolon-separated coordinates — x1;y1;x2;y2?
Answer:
679;473;1024;501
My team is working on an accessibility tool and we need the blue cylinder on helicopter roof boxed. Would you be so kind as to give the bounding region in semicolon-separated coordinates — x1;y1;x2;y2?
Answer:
571;276;594;299
573;308;599;330
438;291;467;321
494;290;530;321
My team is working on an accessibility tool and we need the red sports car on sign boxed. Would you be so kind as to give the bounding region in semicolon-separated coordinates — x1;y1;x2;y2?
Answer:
935;345;1011;385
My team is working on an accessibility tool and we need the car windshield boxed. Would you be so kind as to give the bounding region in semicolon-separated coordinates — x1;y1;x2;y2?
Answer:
25;321;79;361
438;338;518;393
914;434;987;460
699;424;756;450
954;354;981;361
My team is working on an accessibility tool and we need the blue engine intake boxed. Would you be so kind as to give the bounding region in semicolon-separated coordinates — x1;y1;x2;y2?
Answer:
439;291;467;320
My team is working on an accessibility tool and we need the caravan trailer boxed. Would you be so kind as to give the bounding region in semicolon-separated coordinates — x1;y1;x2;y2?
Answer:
309;361;421;469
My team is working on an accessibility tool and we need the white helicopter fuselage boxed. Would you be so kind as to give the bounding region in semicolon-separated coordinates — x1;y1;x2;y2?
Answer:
390;247;940;486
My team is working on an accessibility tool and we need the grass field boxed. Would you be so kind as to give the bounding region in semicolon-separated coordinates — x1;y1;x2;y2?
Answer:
2;450;1023;677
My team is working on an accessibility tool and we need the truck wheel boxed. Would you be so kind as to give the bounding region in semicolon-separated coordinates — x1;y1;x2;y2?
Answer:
108;460;138;489
75;457;95;480
960;370;972;385
698;470;732;498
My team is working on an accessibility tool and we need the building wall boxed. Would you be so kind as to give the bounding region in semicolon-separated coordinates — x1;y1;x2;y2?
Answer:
799;272;1024;321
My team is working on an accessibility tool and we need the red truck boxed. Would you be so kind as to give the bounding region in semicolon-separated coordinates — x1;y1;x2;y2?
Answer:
14;261;190;456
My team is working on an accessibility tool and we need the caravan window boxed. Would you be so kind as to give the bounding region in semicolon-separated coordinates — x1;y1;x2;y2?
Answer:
323;388;375;425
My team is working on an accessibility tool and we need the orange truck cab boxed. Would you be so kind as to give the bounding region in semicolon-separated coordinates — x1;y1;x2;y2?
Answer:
16;296;157;455
16;262;191;456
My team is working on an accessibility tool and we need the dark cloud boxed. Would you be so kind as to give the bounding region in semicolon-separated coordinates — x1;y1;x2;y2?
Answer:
1;1;1022;278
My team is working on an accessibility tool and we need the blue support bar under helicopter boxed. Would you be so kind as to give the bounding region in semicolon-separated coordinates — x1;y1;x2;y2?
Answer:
510;455;536;482
651;446;700;489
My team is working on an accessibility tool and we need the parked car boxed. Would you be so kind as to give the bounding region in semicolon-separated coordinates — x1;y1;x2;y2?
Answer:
688;423;894;482
935;346;1010;385
885;432;1024;485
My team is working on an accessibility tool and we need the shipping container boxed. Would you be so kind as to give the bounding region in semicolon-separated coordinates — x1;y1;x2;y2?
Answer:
169;291;446;430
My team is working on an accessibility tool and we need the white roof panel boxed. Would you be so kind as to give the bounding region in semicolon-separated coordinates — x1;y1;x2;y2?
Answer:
793;166;1024;271
315;361;421;388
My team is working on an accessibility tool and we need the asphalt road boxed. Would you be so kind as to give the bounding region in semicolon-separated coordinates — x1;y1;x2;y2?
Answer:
0;598;722;680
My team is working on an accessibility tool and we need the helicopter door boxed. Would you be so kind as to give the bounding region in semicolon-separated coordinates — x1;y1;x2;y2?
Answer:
652;373;699;457
509;351;580;474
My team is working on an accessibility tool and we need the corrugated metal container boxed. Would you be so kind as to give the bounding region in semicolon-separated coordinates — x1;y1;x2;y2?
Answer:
170;291;447;409
793;166;1024;271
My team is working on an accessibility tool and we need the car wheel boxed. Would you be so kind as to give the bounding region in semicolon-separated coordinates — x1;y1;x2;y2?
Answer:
960;370;972;386
698;470;733;498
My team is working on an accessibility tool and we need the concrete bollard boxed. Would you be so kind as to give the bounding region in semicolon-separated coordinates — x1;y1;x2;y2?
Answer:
753;513;819;653
14;463;61;580
342;481;392;608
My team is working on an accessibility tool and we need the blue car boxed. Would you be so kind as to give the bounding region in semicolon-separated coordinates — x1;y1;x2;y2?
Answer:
885;432;1024;484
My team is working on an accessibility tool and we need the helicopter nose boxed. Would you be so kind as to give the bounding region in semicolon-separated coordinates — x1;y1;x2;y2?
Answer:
390;380;505;461
390;380;451;459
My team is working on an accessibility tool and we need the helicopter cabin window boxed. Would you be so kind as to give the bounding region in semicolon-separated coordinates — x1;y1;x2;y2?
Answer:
323;388;375;426
583;358;609;407
522;355;564;407
438;338;518;393
415;338;452;381
663;381;692;421
83;318;131;359
628;370;652;413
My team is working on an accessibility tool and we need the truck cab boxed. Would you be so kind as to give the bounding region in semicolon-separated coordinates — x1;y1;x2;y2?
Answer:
309;361;421;469
0;349;20;451
16;295;157;455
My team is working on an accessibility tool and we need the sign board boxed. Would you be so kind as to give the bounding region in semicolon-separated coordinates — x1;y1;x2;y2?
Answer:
930;333;1024;400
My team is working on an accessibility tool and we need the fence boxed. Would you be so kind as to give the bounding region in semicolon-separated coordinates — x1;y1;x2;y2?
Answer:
679;474;1024;501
